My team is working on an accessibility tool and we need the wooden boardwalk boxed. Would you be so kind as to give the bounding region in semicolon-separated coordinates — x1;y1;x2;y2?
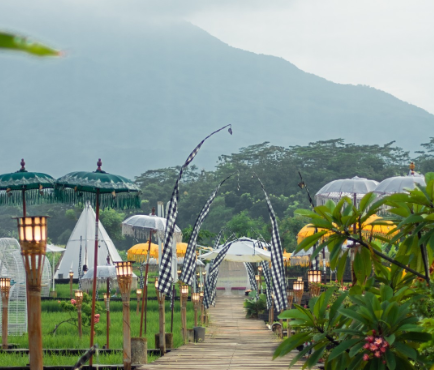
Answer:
138;295;312;370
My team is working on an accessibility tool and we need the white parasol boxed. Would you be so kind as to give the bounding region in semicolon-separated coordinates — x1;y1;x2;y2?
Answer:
199;238;271;263
374;173;425;195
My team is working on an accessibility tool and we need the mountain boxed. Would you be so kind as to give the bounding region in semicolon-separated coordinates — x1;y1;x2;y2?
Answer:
1;20;433;178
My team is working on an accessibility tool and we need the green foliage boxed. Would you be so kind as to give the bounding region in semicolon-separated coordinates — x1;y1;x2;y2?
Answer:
275;287;430;369
182;225;215;245
0;31;59;56
243;294;267;318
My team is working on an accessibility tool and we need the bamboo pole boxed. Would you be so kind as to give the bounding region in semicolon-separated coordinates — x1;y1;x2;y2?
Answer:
2;297;8;349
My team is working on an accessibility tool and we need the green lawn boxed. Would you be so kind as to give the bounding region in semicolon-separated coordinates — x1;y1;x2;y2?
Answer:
1;279;202;366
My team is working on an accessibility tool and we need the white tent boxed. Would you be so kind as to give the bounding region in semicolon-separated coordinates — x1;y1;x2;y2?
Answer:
55;203;122;279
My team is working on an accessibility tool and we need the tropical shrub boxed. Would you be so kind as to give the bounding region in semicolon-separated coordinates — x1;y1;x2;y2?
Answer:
244;293;267;318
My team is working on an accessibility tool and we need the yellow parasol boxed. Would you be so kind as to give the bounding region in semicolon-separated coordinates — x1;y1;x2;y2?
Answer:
127;243;159;262
362;215;397;240
176;242;188;257
297;224;332;244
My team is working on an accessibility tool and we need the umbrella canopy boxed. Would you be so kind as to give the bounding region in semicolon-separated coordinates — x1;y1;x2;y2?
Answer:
200;238;271;263
55;160;140;209
55;159;140;351
374;174;426;196
362;214;397;240
0;159;55;216
297;224;334;244
177;257;205;266
127;243;160;261
176;242;188;257
315;176;379;205
122;214;182;242
80;265;137;291
46;244;66;253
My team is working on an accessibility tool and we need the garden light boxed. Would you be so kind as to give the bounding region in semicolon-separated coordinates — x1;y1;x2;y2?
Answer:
16;215;48;370
0;277;11;349
74;290;83;339
103;292;111;349
192;292;200;326
115;261;133;370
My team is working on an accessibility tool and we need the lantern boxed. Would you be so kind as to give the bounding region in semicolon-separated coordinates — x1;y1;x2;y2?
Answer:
307;270;322;284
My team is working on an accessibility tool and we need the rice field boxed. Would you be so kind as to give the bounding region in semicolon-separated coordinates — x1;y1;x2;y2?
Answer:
0;278;201;367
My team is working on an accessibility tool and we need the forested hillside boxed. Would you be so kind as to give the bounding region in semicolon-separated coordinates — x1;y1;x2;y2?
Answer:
1;138;433;252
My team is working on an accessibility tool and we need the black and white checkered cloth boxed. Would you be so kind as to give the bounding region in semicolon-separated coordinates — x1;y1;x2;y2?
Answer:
244;262;258;292
158;125;232;295
180;175;232;286
256;177;287;312
257;241;272;309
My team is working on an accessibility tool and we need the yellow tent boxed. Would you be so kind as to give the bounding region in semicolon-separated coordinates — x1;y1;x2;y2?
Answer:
176;242;188;257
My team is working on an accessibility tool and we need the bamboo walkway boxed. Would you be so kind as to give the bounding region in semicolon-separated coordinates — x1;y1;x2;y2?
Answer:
138;295;314;370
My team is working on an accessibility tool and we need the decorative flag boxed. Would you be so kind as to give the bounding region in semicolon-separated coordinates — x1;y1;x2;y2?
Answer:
255;176;287;312
180;175;232;286
158;125;233;295
203;234;236;309
244;262;258;292
257;240;272;309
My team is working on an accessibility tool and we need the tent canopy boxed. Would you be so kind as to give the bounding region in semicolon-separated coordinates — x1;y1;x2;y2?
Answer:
55;203;122;279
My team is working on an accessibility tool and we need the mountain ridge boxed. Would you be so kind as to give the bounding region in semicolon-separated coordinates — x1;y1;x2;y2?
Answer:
0;20;432;178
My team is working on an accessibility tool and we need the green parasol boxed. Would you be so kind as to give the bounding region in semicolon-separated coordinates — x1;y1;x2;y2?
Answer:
55;159;140;361
0;159;55;217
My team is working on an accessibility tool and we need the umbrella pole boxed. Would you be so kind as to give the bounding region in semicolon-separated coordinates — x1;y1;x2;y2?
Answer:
89;188;100;366
140;235;152;337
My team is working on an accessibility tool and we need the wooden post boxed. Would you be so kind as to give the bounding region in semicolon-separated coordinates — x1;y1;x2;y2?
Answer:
181;294;187;343
194;304;198;327
2;297;8;349
122;296;131;370
158;293;166;355
106;308;110;349
78;307;82;339
28;288;43;370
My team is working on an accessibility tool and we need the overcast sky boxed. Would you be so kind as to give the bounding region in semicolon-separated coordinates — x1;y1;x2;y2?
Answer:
2;0;434;114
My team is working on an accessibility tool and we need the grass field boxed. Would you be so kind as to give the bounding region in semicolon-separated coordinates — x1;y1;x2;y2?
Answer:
1;277;202;367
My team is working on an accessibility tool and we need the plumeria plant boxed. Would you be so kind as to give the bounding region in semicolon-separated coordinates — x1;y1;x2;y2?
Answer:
51;292;103;336
274;173;434;369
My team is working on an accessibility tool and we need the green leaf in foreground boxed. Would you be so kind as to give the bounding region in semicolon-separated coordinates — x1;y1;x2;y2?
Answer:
0;31;60;56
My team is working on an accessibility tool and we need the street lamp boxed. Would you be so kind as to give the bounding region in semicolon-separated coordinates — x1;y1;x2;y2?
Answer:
136;289;142;315
154;277;166;355
293;277;304;304
69;270;74;298
74;290;83;339
192;292;200;326
257;266;263;293
16;215;47;370
103;292;110;349
0;277;11;349
308;270;322;297
115;261;133;370
181;285;189;343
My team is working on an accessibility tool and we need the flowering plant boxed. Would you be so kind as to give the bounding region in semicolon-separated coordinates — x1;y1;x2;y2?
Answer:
51;292;103;336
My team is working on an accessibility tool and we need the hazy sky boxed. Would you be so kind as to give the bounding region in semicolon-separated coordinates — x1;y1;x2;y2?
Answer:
2;0;434;114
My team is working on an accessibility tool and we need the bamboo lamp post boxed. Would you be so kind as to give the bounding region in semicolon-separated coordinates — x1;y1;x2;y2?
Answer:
74;290;83;339
115;261;133;370
103;292;110;349
286;291;294;338
255;275;260;293
136;289;142;315
154;278;166;355
293;277;304;304
69;270;74;298
0;277;11;349
199;291;204;325
257;266;263;294
307;270;322;297
180;285;189;343
192;292;200;326
16;215;48;370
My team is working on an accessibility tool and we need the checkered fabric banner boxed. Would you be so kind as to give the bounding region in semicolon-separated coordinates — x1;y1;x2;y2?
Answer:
180;175;232;286
203;262;215;309
256;177;287;312
158;125;232;295
257;241;272;309
244;262;258;291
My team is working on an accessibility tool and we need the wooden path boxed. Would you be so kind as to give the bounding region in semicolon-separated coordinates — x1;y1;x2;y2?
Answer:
138;295;314;370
